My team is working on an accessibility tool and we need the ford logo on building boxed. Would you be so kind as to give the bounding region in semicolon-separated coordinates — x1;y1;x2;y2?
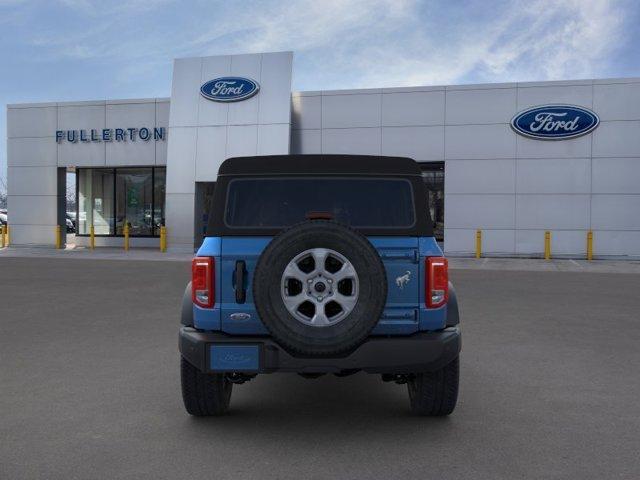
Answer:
200;77;259;102
511;105;599;140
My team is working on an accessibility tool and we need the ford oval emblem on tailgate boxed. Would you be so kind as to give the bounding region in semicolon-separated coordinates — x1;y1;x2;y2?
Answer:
230;312;252;321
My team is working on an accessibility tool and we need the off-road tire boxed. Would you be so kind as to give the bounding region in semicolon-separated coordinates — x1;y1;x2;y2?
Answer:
253;220;387;357
181;357;232;416
407;356;459;416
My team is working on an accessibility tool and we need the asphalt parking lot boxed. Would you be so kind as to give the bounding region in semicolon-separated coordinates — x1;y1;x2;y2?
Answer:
1;257;639;480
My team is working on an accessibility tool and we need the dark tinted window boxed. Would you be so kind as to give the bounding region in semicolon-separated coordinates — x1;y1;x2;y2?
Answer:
225;177;415;228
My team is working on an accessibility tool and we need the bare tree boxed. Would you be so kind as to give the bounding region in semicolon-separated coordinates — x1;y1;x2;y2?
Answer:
0;175;7;209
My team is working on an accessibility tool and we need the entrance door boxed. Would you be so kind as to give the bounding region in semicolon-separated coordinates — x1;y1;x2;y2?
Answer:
420;162;444;242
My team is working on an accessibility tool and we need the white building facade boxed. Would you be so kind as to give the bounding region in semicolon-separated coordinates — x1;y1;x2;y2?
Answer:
6;51;640;257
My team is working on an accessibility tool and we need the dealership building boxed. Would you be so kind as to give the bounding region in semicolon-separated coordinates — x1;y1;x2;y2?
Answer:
6;51;640;257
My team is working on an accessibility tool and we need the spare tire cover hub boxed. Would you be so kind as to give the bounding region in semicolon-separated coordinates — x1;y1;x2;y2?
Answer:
281;248;359;327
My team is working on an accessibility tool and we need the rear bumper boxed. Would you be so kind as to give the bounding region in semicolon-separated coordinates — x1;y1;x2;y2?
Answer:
179;326;461;374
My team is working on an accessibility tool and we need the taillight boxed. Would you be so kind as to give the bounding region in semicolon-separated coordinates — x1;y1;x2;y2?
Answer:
192;257;214;308
426;257;448;308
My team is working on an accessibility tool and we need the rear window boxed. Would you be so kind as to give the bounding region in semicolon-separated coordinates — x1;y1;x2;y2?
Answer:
225;177;415;229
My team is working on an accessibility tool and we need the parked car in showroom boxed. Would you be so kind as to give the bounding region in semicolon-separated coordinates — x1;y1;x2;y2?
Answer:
179;155;461;416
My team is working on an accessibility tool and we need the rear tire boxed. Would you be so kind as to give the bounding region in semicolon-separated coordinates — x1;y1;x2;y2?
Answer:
407;356;459;416
181;357;232;416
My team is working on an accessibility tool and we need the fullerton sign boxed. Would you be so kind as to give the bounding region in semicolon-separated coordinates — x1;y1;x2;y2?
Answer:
55;127;165;143
511;105;599;140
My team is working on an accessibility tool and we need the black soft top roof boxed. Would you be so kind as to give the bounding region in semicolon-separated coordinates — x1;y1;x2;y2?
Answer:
218;155;422;177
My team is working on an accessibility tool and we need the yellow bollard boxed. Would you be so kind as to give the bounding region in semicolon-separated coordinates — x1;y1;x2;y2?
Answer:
5;225;9;246
55;225;62;249
587;230;593;261
90;224;95;250
544;231;551;260
0;225;5;248
124;223;130;251
160;226;167;253
475;229;482;259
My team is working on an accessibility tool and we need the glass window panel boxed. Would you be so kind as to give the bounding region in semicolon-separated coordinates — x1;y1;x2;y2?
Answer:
115;169;153;236
77;168;114;235
153;168;166;235
225;178;415;229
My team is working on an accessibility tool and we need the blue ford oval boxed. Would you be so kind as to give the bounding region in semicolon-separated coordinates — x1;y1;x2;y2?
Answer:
200;77;260;102
511;105;599;140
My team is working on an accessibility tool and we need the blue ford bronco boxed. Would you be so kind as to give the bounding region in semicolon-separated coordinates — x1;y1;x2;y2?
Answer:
179;155;461;416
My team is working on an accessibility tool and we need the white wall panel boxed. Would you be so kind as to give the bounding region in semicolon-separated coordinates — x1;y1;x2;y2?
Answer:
516;195;590;230
195;126;227;181
7;137;57;167
445;159;515;194
517;85;592;110
592;158;640;193
516;134;591;159
166;128;196;194
445;194;515;229
58;104;105;131
170;57;202;127
516;158;590;194
593;231;640;256
381;91;444;126
322;128;381;155
258;52;293;125
227;54;261;126
517;230;586;255
7;194;57;225
593;82;640;120
445;228;515;254
165;193;195;252
381;126;444;160
4;224;57;246
155;101;170;165
446;88;516;124
198;55;231;126
290;129;321;154
322;94;381;128
292;94;321;130
591;195;640;230
58;141;105;167
7;167;58;196
445;124;515;159
226;125;258;158
7;106;57;138
257;124;290;155
592;121;640;157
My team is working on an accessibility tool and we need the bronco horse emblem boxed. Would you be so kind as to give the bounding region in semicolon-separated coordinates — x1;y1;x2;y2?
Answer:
395;270;411;289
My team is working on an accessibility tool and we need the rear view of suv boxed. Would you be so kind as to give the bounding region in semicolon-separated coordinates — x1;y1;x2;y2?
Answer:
179;155;461;416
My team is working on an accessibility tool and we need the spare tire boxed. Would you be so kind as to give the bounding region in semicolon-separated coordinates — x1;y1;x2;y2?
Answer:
253;220;387;356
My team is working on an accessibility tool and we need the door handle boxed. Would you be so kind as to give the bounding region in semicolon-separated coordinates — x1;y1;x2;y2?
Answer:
234;260;247;304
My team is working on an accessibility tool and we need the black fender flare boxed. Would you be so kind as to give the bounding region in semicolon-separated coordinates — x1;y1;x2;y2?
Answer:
446;281;460;327
181;282;193;326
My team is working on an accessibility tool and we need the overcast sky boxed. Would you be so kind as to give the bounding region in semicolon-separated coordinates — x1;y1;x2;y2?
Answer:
1;0;639;191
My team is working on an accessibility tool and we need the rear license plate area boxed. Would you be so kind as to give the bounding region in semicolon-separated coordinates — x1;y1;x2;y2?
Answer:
209;344;261;372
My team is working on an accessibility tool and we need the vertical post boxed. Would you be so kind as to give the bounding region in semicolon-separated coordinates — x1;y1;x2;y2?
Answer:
587;230;593;261
6;225;9;246
544;230;551;260
55;225;62;249
0;225;5;248
160;226;167;253
475;229;482;259
90;224;95;250
124;223;130;251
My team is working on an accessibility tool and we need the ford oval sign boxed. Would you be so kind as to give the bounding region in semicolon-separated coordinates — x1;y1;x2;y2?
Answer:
200;77;259;102
511;105;599;140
